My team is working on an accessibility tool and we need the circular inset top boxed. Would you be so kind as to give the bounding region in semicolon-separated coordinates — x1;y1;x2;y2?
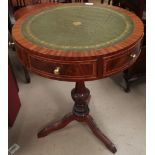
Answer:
13;4;144;59
21;5;134;51
12;4;144;81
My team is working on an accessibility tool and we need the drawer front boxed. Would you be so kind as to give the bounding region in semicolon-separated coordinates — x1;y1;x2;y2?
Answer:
29;55;97;80
103;45;141;76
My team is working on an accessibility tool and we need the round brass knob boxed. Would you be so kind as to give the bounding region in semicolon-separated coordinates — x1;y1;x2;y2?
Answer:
130;53;137;58
53;67;61;75
8;41;15;47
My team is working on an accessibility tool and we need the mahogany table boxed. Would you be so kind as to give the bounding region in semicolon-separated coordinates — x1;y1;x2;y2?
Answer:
12;3;143;154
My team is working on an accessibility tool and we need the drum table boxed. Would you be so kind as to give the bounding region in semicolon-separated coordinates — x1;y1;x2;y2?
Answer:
12;3;144;154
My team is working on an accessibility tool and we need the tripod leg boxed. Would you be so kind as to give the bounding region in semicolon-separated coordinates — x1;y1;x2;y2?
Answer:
85;115;117;154
38;113;75;138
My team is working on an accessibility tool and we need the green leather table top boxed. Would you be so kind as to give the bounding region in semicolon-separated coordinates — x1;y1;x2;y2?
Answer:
21;5;134;51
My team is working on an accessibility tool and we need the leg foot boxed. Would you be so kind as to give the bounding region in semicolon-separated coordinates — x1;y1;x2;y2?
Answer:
85;115;117;154
38;113;74;138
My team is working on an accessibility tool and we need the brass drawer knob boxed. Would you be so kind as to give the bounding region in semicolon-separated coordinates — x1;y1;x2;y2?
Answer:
53;67;61;75
130;53;137;58
8;41;15;47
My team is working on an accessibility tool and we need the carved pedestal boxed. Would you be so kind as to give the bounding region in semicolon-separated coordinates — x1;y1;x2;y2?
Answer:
38;82;117;154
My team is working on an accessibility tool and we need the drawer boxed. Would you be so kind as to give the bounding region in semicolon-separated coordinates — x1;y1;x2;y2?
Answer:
28;55;97;80
103;46;141;76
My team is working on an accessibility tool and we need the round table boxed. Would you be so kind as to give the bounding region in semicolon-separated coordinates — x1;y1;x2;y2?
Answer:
12;3;144;154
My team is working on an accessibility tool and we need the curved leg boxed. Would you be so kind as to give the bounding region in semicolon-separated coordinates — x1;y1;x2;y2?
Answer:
38;113;75;138
85;115;117;154
38;82;117;153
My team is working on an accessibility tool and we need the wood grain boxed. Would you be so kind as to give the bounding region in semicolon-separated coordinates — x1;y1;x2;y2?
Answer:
38;82;117;154
12;3;144;81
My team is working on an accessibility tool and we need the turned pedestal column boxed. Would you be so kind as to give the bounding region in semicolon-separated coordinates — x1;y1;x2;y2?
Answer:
38;82;117;154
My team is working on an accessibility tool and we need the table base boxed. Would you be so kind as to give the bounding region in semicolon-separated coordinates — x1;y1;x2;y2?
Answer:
38;82;117;154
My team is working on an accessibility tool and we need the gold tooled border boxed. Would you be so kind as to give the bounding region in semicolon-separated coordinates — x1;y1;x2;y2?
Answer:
23;5;133;50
